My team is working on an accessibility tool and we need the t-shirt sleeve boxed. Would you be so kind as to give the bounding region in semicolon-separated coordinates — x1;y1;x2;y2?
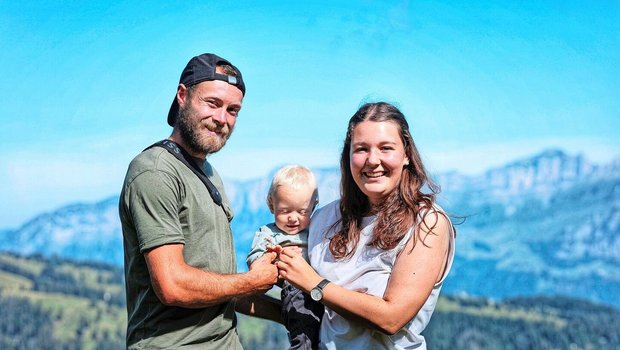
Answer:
245;226;273;268
125;169;185;253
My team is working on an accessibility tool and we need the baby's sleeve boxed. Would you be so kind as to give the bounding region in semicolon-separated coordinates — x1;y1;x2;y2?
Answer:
245;226;274;268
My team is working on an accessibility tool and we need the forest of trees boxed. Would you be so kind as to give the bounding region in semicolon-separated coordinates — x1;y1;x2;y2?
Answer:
0;252;618;349
424;295;619;349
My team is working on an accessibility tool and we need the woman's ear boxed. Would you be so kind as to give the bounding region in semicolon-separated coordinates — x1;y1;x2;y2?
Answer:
404;157;410;167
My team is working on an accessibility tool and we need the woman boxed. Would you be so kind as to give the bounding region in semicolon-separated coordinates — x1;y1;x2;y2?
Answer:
275;102;456;349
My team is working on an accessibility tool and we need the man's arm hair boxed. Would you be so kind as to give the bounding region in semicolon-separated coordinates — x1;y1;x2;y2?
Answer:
145;243;278;308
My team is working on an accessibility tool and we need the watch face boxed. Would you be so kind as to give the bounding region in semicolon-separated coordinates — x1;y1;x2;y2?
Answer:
310;288;323;301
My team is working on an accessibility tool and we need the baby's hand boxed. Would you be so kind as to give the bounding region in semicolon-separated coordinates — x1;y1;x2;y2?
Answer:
266;245;302;256
266;245;283;255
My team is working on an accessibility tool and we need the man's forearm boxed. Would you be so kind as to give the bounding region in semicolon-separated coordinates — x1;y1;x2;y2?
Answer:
155;266;262;308
146;244;277;308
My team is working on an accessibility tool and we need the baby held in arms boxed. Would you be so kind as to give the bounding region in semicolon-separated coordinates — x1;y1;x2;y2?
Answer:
246;165;324;350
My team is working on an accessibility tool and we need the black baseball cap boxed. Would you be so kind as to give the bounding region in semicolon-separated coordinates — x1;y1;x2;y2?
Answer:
167;53;245;126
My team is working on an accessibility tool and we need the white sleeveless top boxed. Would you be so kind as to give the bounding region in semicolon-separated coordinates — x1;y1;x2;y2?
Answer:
308;200;456;350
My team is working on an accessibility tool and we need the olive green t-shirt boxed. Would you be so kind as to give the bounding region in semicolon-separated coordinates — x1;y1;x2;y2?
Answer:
120;146;241;349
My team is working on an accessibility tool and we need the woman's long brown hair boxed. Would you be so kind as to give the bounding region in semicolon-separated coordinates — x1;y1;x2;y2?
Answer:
329;102;440;260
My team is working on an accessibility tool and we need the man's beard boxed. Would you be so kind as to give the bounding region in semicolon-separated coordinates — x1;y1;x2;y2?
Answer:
176;105;233;156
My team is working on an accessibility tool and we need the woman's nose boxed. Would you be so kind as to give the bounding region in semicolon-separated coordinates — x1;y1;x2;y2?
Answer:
367;149;380;165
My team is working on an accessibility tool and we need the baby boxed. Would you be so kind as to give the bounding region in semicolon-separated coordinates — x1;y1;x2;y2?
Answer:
246;165;323;350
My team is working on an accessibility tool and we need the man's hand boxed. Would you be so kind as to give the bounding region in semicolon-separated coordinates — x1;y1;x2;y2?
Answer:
247;251;279;293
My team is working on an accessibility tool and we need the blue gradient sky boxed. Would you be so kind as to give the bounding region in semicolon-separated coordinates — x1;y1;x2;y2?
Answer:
1;1;619;227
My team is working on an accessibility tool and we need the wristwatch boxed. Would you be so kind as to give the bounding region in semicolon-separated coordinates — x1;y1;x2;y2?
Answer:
310;279;331;301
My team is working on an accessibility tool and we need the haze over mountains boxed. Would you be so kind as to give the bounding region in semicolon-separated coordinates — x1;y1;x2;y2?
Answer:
1;149;618;308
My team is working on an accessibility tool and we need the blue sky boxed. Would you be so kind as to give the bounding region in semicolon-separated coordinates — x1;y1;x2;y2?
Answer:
1;0;619;228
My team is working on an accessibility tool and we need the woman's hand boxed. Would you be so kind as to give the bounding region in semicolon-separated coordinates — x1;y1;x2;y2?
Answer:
272;246;323;293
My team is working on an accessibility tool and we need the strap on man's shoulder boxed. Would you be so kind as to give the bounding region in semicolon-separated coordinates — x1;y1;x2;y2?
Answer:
144;140;223;208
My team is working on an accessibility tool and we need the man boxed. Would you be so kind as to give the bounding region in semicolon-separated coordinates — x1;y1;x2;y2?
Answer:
119;53;279;349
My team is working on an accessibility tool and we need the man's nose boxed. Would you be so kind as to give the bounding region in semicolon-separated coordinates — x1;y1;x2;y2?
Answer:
212;108;227;124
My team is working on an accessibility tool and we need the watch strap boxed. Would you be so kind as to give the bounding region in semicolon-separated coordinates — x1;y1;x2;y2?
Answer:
315;279;330;291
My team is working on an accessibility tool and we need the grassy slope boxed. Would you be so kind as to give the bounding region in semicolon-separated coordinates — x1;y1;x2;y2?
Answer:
1;252;618;350
0;252;126;349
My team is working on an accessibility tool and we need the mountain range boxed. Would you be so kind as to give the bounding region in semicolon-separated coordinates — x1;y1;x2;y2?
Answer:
1;149;618;308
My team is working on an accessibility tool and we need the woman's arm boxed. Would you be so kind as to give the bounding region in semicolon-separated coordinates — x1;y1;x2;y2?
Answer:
276;212;451;335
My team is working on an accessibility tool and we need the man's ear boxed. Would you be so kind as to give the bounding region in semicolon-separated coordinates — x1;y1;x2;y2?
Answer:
176;84;189;108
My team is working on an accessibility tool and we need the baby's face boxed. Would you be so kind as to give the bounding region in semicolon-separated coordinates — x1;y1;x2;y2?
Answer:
272;184;316;235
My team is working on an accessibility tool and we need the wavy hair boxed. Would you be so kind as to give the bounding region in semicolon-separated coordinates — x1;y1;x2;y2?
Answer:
329;102;441;260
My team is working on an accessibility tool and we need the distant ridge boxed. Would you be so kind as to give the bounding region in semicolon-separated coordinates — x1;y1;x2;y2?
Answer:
0;196;122;265
436;148;619;203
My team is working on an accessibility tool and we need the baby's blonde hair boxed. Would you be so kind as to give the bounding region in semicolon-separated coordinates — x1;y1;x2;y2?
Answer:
267;165;318;212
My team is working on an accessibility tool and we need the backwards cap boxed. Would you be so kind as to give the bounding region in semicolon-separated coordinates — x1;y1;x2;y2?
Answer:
167;53;245;126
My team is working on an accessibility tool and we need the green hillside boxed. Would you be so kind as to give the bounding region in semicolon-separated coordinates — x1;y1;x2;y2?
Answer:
425;295;619;349
0;253;126;349
0;252;618;349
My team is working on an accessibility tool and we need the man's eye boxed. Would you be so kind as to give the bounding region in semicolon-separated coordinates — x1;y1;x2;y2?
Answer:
206;100;219;107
